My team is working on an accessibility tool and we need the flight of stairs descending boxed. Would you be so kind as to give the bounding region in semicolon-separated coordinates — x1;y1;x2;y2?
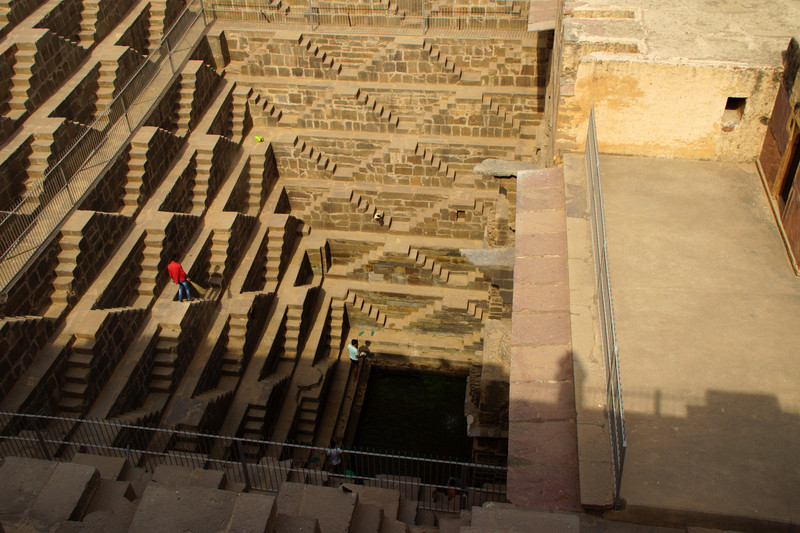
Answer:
122;133;148;215
265;223;288;282
245;151;266;215
58;338;95;416
146;0;167;54
78;0;101;45
422;40;462;79
7;42;35;120
293;395;319;444
355;88;400;130
281;303;304;362
231;84;253;143
138;229;164;303
148;325;181;394
387;298;442;329
248;90;283;126
407;248;451;284
220;311;248;376
50;226;83;308
345;292;387;327
414;143;457;182
293;137;338;176
208;229;230;291
297;35;343;76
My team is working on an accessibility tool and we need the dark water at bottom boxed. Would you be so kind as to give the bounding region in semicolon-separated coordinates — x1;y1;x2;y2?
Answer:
353;367;472;461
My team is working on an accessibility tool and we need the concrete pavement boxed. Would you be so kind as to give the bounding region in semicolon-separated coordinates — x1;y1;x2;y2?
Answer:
564;152;800;528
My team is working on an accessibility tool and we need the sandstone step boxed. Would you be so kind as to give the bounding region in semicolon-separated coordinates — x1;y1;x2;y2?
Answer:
27;462;101;525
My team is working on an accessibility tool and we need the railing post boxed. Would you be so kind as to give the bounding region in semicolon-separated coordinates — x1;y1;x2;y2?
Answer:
35;427;52;461
166;38;175;74
236;440;251;491
58;167;74;204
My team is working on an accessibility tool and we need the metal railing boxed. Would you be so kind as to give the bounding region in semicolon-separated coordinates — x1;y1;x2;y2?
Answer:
0;0;207;292
0;410;507;511
584;107;626;501
203;0;531;33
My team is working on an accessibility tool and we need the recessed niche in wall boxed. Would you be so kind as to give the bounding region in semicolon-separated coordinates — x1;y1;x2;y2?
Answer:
721;97;746;131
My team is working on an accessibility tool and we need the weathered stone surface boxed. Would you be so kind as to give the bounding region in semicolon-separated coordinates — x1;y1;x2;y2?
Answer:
473;158;540;177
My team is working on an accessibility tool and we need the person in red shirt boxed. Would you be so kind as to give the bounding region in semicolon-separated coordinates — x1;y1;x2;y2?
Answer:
167;256;193;302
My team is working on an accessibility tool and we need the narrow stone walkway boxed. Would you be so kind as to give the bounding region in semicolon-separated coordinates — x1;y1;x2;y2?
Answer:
507;167;580;511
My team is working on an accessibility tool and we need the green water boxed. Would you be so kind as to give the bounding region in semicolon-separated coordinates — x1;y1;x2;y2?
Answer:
353;367;472;461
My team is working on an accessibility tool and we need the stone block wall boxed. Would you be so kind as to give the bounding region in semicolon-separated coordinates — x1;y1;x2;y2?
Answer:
0;137;32;210
225;34;341;79
79;144;130;213
70;211;132;304
93;233;145;310
309;34;394;70
20;30;88;115
17;341;71;415
108;327;159;417
182;60;223;135
145;78;181;133
222;158;250;213
0;238;59;317
34;0;82;42
159;153;197;214
75;308;148;409
114;3;150;56
136;126;183;202
91;0;138;45
51;65;101;125
207;89;234;137
0;316;55;399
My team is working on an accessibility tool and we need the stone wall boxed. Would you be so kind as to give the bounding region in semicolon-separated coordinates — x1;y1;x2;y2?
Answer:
0;316;55;399
34;0;82;42
91;0;138;45
93;233;145;310
0;137;31;210
67;211;132;306
114;3;150;56
145;78;181;133
0;237;59;317
19;29;88;115
159;153;197;214
74;308;149;411
51;65;101;125
79;144;130;213
557;55;781;161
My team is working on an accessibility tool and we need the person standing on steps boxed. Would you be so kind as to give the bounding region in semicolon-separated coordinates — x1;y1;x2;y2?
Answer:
167;256;193;302
349;339;362;381
326;440;343;475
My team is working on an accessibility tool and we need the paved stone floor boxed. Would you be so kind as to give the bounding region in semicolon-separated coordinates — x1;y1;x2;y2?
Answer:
565;153;800;528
